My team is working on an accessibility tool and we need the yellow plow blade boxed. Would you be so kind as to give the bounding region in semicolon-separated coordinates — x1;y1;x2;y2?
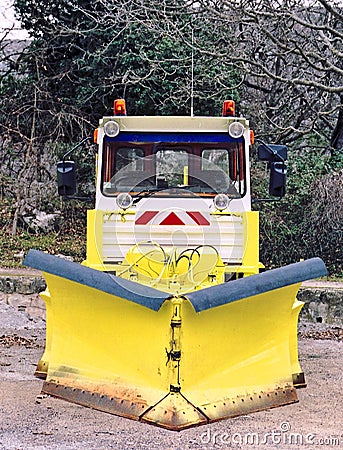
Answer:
24;250;327;430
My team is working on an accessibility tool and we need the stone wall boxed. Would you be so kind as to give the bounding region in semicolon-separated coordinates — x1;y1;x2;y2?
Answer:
298;287;342;325
0;274;46;320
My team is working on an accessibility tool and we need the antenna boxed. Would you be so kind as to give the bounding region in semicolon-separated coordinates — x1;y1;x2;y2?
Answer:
190;28;194;117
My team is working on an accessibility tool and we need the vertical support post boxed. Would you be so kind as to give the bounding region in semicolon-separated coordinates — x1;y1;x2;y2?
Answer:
168;298;182;393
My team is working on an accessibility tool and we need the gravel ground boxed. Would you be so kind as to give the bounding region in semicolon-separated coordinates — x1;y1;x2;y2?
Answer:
0;302;342;450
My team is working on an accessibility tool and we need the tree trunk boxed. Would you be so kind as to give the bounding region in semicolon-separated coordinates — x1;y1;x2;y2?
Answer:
330;95;343;151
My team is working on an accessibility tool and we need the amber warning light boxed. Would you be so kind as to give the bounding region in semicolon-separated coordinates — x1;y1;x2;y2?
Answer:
222;100;235;117
250;130;255;145
114;99;127;116
93;128;98;144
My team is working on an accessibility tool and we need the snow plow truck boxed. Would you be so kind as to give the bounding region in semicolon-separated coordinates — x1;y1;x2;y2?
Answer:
24;99;327;430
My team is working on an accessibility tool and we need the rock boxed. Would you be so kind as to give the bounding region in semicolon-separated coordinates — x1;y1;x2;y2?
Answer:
0;276;46;295
0;293;46;321
298;287;343;325
0;278;15;294
16;277;46;295
7;293;28;309
56;254;74;262
0;302;45;330
0;272;47;320
22;210;61;233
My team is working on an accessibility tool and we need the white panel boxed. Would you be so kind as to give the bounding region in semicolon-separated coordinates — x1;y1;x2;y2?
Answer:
101;212;245;264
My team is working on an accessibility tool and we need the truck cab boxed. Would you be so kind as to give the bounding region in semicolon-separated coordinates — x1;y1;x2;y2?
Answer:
59;100;284;294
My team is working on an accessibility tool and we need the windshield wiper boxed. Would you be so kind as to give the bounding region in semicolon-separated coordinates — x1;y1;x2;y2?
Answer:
132;185;198;204
132;187;165;204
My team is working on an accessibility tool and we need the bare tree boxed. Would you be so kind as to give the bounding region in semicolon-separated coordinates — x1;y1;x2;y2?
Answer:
9;0;343;146
201;0;343;148
118;0;343;148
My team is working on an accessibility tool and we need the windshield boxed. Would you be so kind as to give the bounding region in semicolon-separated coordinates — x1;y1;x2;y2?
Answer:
101;139;246;197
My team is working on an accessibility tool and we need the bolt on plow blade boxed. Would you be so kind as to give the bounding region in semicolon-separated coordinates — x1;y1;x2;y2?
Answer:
24;250;327;430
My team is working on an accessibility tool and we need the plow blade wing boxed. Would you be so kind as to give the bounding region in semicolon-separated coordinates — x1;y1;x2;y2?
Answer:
24;251;327;430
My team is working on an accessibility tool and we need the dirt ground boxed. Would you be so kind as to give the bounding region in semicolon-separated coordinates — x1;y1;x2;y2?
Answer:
0;304;342;450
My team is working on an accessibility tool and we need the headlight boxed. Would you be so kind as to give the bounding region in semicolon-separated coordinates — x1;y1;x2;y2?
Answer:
116;193;133;210
214;193;230;211
228;122;244;139
104;120;120;137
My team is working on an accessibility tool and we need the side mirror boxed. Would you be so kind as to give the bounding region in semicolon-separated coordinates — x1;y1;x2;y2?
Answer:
258;144;287;162
269;162;287;198
57;161;76;196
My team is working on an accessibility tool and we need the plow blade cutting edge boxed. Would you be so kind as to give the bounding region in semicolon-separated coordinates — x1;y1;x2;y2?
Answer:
24;250;327;430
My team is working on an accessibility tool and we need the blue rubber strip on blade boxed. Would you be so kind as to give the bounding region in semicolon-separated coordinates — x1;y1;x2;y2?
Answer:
23;249;168;311
187;257;327;312
24;250;327;313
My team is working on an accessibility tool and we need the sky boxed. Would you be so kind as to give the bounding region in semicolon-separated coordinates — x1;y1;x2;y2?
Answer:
0;0;29;39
